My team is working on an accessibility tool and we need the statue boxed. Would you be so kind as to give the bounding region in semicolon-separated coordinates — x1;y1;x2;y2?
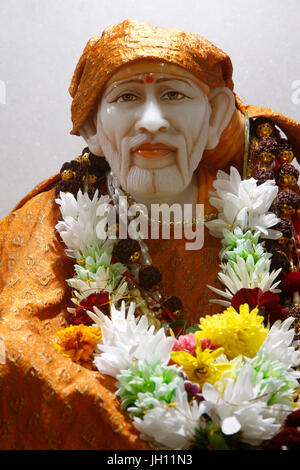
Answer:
0;19;299;450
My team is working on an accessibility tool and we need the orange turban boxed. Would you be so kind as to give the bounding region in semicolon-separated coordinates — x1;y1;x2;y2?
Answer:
69;18;234;135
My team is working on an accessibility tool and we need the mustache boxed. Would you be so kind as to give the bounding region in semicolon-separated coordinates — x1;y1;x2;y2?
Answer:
129;134;178;152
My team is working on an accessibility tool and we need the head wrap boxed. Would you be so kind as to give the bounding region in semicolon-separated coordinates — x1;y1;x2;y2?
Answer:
69;18;234;135
69;18;300;165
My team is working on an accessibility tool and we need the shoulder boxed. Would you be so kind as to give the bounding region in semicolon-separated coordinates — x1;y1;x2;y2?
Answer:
12;173;60;213
236;96;300;161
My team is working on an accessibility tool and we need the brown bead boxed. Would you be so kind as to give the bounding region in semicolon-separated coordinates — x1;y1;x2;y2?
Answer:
255;137;279;158
162;296;183;314
60;160;81;173
270;251;291;273
253;169;274;185
163;296;183;311
55;180;82;198
138;266;162;290
288;305;300;331
113;239;141;264
89;153;110;174
274;219;293;238
277;139;295;164
275;163;299;188
276;190;300;216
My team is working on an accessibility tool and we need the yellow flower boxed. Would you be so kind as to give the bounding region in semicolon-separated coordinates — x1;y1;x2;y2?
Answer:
53;324;102;367
170;342;231;388
196;303;269;360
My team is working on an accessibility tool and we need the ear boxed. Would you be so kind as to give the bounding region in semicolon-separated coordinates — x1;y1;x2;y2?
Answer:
78;110;104;155
205;87;235;150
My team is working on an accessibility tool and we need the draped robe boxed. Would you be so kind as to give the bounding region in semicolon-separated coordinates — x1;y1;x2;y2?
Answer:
0;104;299;449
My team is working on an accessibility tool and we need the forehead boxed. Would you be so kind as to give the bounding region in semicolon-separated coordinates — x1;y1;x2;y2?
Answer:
104;60;210;94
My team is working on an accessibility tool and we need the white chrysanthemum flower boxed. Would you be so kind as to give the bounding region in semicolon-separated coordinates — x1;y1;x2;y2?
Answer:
67;265;111;295
93;302;175;378
202;363;290;446
133;380;206;450
55;190;111;256
208;255;281;305
220;228;272;268
206;167;281;240
67;266;128;300
259;317;300;370
67;243;127;300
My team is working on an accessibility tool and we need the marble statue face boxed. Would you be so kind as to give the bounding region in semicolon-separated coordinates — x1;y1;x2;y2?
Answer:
81;61;235;200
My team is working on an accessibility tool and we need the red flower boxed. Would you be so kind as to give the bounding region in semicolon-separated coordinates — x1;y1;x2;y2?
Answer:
73;306;93;325
268;410;300;449
284;409;300;428
231;288;287;325
280;271;300;297
269;427;300;450
73;292;110;325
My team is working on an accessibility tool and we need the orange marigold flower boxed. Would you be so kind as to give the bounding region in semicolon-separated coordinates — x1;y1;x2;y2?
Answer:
53;324;102;367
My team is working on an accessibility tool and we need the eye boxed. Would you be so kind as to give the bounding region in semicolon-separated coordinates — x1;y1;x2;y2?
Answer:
161;91;186;101
115;93;139;102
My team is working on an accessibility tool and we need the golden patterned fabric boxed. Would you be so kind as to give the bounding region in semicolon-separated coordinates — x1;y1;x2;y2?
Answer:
0;185;151;450
69;18;234;135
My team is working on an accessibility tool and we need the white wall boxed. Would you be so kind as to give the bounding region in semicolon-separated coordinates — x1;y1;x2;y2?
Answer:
0;0;299;219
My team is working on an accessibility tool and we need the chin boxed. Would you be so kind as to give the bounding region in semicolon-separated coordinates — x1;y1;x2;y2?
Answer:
124;164;188;197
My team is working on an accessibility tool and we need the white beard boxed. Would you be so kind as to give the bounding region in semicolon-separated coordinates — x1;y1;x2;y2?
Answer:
97;127;191;197
126;163;185;195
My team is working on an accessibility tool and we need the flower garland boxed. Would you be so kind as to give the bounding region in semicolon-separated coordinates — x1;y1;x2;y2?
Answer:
53;119;300;450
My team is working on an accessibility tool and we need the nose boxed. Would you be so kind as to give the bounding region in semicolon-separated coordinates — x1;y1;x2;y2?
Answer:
135;99;170;133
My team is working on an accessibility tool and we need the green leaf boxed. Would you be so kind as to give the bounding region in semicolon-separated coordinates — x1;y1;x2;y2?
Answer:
207;422;229;450
185;324;200;334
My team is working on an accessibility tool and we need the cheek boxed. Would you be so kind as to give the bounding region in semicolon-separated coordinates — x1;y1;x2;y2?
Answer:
99;104;134;148
170;99;208;149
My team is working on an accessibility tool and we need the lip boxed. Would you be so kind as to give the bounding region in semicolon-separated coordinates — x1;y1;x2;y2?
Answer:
132;153;175;169
133;142;176;159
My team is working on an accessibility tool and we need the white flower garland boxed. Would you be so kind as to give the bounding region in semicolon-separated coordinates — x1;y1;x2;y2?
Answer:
55;166;300;450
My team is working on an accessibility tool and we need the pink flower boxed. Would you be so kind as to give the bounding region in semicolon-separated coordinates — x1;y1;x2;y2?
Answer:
172;333;197;356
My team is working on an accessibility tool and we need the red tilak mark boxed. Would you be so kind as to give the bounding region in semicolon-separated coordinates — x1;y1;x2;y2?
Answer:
145;74;154;83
